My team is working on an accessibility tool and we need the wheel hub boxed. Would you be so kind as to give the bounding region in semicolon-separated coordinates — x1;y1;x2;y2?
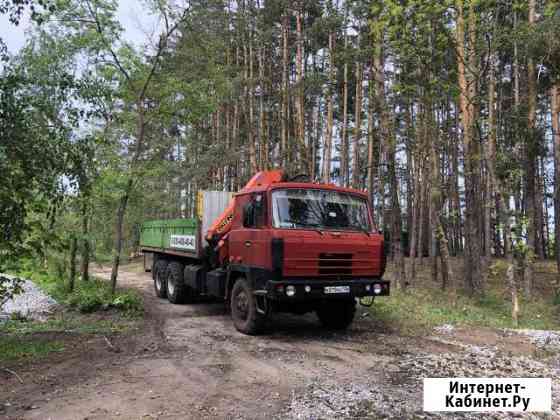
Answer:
167;276;175;295
236;290;249;319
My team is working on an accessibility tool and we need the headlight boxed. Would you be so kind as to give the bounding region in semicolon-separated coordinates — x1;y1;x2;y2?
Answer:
365;284;371;292
286;285;296;297
373;284;382;295
304;285;311;293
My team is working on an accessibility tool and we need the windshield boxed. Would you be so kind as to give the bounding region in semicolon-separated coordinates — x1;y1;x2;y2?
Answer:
272;189;371;232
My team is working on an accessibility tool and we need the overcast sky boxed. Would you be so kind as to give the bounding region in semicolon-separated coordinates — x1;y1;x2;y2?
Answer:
0;0;157;54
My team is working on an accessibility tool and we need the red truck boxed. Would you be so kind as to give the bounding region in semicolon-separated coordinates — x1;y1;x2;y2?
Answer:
140;170;388;335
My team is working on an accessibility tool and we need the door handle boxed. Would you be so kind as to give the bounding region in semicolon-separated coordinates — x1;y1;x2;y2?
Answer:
244;241;252;247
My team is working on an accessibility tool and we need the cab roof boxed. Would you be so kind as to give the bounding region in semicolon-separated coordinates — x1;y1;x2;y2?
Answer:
234;182;370;199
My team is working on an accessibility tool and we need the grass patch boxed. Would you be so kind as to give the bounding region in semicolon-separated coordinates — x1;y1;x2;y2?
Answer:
371;287;560;335
0;336;65;362
0;317;134;335
0;315;139;363
15;263;143;318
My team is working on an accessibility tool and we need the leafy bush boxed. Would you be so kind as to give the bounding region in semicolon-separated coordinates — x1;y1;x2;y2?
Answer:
0;275;24;308
13;261;143;318
66;290;104;313
112;293;143;314
64;280;143;317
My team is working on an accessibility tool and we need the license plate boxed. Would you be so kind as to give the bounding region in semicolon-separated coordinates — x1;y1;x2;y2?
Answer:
324;286;350;294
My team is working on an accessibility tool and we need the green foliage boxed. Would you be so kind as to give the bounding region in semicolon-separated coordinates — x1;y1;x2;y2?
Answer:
63;281;143;316
0;336;64;362
0;0;55;26
1;317;133;335
17;261;143;318
0;71;68;265
0;313;138;363
0;275;23;308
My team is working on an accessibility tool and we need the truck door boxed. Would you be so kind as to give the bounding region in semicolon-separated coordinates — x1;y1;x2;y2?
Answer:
229;193;270;269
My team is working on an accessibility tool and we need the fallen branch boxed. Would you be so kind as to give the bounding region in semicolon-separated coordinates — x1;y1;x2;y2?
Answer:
103;335;117;351
103;335;121;353
1;367;23;383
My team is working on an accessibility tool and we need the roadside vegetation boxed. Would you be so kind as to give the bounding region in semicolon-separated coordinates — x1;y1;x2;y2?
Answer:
11;259;143;317
1;258;143;365
373;259;560;334
0;315;140;364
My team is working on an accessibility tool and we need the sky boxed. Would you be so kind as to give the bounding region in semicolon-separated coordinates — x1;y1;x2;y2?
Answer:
0;0;157;54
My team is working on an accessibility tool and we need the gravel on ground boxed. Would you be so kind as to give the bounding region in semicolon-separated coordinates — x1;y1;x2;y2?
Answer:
0;275;57;321
282;342;560;419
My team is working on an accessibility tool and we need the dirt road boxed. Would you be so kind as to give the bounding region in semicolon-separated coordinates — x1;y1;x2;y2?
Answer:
2;265;559;419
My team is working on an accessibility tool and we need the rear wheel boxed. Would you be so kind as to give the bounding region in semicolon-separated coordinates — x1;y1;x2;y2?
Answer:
230;278;266;335
167;261;187;304
153;260;168;298
316;300;356;330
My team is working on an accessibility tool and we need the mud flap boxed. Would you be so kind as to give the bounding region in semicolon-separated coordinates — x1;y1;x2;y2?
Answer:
254;290;269;315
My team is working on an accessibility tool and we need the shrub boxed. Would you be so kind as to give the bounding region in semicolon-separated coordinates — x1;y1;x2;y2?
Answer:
13;262;144;318
112;292;143;316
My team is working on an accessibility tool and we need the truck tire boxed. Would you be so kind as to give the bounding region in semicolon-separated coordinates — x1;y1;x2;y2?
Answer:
166;261;187;304
230;277;266;335
153;260;168;299
316;300;356;330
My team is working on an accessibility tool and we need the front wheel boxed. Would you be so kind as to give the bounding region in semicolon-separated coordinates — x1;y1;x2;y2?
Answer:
316;300;356;330
230;278;266;335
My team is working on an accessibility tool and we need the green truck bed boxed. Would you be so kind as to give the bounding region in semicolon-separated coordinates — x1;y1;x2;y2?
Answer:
140;191;233;260
140;218;200;256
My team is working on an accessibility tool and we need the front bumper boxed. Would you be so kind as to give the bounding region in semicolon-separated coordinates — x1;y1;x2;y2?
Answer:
264;278;390;301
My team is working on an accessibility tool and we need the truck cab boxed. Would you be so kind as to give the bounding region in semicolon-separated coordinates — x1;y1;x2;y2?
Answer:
224;182;389;334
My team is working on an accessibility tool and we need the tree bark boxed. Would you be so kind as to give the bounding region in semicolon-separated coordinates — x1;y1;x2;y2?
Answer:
552;82;560;292
352;60;363;188
80;197;90;282
259;46;267;169
69;235;77;292
340;24;349;187
281;13;289;167
295;8;307;174
322;29;335;183
366;64;377;206
374;43;405;288
524;0;537;297
455;0;483;294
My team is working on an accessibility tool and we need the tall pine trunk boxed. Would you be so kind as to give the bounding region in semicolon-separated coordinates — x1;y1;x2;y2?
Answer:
322;29;335;183
295;8;307;174
552;82;560;293
455;0;483;294
352;61;363;188
340;25;349;187
375;43;406;289
281;13;289;167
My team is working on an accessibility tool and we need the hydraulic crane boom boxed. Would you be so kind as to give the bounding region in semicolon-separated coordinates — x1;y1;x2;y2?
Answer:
205;169;284;242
